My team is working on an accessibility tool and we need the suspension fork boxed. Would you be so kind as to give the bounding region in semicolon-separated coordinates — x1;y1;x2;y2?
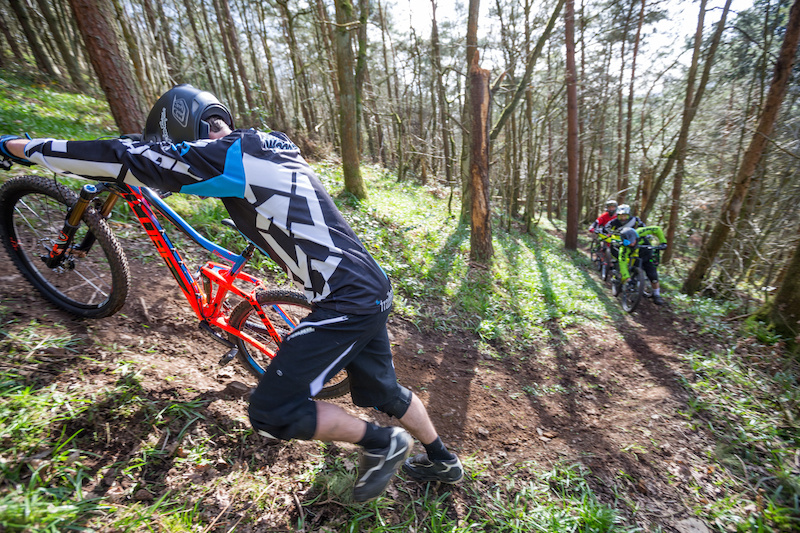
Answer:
43;183;103;267
73;188;119;253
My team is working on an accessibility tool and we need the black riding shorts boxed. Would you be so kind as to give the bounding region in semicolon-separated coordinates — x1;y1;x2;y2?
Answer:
248;306;402;440
639;247;659;282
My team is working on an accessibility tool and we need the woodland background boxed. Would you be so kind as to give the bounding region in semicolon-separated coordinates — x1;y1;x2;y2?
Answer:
2;1;800;530
1;0;800;339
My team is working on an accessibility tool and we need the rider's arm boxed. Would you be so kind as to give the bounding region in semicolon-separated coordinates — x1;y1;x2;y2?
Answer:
22;135;244;197
637;226;667;245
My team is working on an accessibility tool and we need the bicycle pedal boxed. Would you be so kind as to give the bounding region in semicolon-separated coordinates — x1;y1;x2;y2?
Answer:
219;347;238;366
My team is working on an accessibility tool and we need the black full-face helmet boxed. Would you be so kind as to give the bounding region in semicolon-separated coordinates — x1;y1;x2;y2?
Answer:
620;227;638;247
143;84;234;143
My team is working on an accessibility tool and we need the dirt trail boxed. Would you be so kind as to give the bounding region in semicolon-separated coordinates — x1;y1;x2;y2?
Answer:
0;246;724;531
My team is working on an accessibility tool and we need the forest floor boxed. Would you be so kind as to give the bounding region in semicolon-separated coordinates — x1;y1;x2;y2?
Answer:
0;232;742;533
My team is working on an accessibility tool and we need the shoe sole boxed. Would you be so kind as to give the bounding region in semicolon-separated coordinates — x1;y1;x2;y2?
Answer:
402;460;464;484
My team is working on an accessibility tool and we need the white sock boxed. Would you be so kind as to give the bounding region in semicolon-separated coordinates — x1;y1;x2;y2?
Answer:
653;288;661;296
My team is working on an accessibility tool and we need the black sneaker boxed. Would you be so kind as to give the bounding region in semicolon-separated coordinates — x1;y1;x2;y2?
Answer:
353;427;412;502
652;295;665;305
402;453;464;483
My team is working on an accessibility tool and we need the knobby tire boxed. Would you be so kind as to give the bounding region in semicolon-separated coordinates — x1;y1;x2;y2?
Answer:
228;289;351;399
0;175;130;318
620;265;645;313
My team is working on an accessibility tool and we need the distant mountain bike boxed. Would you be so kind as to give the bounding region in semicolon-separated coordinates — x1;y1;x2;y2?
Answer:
0;174;350;399
590;231;614;281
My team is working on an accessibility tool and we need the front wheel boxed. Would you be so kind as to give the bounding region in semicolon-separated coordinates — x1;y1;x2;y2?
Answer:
227;290;350;399
620;266;645;313
0;176;130;318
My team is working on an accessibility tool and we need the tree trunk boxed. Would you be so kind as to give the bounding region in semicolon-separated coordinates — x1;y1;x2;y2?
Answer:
615;5;633;202
334;0;366;199
620;0;645;203
460;0;481;225
8;0;60;78
758;230;800;340
377;0;397;166
111;0;159;105
564;0;579;250
0;11;25;64
35;0;87;90
212;0;247;120
68;0;145;133
182;0;218;94
469;51;493;264
313;0;340;144
682;0;800;295
431;0;453;185
257;2;288;133
277;0;316;136
219;0;256;116
155;0;180;81
490;0;564;141
644;0;732;223
354;0;370;153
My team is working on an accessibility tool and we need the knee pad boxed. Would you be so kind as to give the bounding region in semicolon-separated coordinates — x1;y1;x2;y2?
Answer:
375;385;412;419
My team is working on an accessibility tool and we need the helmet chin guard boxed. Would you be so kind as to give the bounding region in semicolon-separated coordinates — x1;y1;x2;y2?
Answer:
143;84;234;143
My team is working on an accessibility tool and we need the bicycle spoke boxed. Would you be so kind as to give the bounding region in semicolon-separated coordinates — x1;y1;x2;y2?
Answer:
55;266;111;299
14;193;113;306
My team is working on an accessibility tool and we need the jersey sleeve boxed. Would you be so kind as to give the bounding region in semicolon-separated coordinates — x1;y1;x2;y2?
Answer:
638;226;666;244
23;134;246;198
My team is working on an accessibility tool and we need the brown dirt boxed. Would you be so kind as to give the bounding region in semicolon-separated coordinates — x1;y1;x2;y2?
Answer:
0;238;732;532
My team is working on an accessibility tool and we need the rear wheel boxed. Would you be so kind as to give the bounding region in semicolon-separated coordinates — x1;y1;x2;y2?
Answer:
227;290;350;399
0;176;130;318
620;266;645;313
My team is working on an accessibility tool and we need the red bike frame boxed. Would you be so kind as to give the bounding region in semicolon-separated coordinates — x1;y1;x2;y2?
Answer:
104;182;294;357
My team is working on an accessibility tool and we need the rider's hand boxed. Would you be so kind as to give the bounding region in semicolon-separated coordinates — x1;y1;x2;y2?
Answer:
0;135;33;167
589;227;595;234
658;243;668;250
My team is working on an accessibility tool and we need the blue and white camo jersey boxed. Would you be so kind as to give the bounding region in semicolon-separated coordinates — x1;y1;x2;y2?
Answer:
24;129;393;315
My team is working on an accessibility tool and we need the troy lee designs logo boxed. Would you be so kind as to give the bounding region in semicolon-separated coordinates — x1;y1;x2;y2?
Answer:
172;96;189;127
159;107;171;142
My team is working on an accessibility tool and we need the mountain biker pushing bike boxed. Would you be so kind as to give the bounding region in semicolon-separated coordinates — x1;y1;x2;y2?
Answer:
606;204;667;305
0;84;463;502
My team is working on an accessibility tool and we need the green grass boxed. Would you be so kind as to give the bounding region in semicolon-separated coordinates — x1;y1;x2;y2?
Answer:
0;71;115;140
300;457;637;532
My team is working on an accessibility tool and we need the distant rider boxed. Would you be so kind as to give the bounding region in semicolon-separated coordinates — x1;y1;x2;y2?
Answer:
588;200;618;234
607;205;667;305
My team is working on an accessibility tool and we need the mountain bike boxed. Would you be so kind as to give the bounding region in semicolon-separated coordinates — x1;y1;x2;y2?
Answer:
610;243;665;313
591;231;617;282
0;174;350;399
